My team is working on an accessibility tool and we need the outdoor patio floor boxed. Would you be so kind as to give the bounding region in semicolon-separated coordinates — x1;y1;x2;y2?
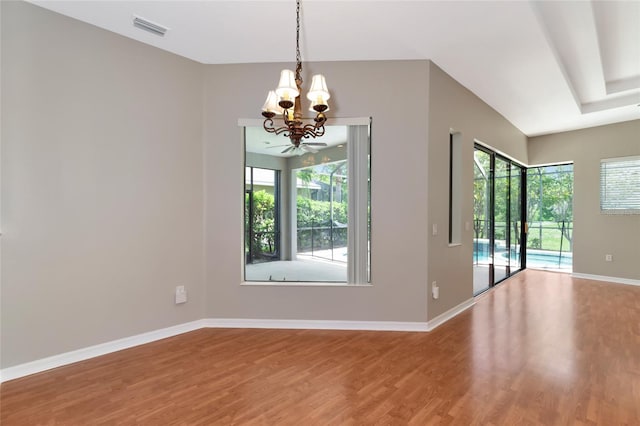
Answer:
245;252;348;282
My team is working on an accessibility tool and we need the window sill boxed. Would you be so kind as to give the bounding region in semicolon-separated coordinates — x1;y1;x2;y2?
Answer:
448;243;462;248
241;281;372;288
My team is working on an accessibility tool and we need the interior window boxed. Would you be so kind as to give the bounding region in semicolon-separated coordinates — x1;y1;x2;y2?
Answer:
243;123;371;284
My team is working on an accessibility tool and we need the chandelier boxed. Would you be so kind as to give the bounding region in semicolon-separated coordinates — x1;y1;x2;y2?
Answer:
261;0;330;147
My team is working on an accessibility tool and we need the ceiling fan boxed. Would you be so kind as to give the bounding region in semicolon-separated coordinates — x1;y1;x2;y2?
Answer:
267;141;327;155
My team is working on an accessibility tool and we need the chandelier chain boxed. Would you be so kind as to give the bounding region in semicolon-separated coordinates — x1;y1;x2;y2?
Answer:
295;0;302;82
261;0;328;146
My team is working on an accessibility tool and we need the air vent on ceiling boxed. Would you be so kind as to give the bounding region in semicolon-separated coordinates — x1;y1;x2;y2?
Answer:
133;16;169;36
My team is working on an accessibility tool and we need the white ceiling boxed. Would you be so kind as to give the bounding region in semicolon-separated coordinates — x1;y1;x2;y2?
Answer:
28;0;640;137
245;125;347;157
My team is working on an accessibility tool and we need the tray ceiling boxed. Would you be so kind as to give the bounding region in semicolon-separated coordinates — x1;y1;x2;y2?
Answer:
28;0;640;136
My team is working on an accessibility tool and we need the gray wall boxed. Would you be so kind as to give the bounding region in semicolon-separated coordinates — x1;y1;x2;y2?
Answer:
528;120;640;280
204;60;431;322
426;62;529;319
1;1;205;367
3;0;634;371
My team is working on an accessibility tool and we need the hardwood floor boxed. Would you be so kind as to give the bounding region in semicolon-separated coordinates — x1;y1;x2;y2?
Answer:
1;270;639;425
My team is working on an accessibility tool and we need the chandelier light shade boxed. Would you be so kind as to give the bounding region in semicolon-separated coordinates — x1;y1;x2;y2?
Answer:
262;91;284;115
306;74;330;105
275;70;300;104
261;0;330;146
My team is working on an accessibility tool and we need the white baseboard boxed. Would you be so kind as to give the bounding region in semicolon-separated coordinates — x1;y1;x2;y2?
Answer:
2;311;479;383
426;298;475;331
571;273;640;287
204;318;429;332
0;319;206;383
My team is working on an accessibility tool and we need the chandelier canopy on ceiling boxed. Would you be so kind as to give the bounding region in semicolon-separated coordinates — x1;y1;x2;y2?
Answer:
261;0;330;147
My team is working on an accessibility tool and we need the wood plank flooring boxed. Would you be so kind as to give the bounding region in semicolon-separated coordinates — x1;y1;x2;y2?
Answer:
1;270;639;425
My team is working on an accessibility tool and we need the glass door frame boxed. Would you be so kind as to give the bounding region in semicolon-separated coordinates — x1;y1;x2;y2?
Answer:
245;166;281;265
474;143;527;292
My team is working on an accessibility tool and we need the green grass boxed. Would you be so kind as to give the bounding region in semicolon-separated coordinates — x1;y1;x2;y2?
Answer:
475;221;573;252
489;221;572;252
526;222;572;252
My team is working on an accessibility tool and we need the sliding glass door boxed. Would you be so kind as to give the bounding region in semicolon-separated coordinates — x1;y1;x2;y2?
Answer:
494;157;509;283
473;145;525;295
510;163;523;272
473;149;492;294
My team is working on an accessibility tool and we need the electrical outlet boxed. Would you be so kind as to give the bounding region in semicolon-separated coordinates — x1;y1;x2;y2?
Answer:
432;281;439;300
175;285;187;304
432;224;438;236
605;254;613;262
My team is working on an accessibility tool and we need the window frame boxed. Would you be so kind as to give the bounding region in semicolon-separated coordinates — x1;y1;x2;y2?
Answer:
449;131;462;245
240;118;372;286
600;155;640;215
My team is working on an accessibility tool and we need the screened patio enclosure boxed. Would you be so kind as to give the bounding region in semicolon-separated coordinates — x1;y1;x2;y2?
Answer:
525;164;574;272
295;161;348;264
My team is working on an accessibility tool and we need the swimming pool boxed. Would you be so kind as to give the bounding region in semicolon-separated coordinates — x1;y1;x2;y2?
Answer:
473;240;572;270
525;252;572;269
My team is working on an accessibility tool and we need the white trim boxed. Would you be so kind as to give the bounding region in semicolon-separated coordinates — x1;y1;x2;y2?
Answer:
238;117;371;127
241;281;372;287
606;76;640;95
5;310;487;382
238;118;264;126
203;318;429;332
427;298;475;331
474;139;526;167
0;320;206;383
571;273;640;287
327;117;372;126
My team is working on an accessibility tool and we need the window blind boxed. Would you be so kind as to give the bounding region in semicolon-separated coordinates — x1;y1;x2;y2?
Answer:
600;156;640;214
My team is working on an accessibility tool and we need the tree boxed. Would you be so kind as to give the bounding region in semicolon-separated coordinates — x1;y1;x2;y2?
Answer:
248;190;276;259
473;152;491;239
526;165;573;249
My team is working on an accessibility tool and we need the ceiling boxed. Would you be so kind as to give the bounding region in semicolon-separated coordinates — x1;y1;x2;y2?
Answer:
245;125;347;157
28;0;640;137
